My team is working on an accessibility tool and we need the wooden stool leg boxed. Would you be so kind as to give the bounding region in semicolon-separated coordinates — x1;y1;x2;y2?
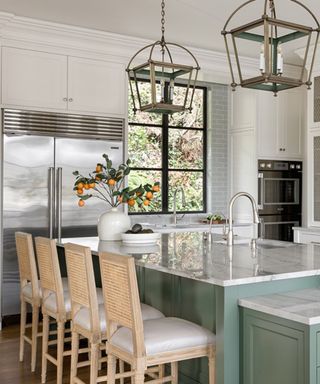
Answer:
158;365;165;379
134;359;145;384
90;343;99;384
107;353;117;384
171;362;178;384
56;321;65;384
119;359;125;384
70;331;79;384
208;352;216;384
41;314;50;384
31;304;39;372
19;298;27;362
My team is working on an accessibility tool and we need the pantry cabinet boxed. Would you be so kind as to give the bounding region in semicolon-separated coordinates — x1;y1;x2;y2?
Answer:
1;47;126;116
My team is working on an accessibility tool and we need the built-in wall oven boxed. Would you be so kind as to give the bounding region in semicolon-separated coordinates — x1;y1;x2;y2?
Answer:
258;159;302;242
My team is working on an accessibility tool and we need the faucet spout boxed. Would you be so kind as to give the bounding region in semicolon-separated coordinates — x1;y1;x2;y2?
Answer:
227;192;259;247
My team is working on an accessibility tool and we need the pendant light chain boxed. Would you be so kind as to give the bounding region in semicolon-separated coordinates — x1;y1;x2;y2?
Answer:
161;0;166;58
161;0;166;44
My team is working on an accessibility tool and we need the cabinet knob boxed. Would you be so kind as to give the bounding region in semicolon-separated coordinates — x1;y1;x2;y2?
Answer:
63;97;68;102
68;98;73;102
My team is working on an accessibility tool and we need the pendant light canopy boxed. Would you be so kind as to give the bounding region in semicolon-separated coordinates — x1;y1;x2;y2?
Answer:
222;0;320;95
127;0;200;114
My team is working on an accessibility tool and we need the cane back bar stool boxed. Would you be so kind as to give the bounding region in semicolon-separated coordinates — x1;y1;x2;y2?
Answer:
15;232;42;372
99;251;216;384
65;242;165;384
35;236;76;384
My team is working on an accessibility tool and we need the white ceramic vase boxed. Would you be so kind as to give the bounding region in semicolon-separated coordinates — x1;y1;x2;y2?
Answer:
97;207;131;241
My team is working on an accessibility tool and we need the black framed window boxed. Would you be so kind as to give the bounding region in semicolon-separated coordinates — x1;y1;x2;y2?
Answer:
128;81;207;214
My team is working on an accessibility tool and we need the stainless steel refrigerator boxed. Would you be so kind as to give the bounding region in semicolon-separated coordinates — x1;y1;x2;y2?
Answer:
1;109;124;316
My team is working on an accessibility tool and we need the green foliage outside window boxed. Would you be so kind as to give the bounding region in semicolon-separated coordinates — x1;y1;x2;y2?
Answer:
128;81;206;213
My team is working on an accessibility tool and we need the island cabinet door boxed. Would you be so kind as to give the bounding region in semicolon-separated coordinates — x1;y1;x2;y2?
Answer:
241;308;307;384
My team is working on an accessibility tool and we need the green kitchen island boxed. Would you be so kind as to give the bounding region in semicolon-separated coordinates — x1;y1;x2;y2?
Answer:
57;232;320;384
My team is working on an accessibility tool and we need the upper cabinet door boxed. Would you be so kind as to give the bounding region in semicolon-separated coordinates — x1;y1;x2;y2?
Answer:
279;89;303;159
256;92;278;158
67;56;126;116
2;47;67;110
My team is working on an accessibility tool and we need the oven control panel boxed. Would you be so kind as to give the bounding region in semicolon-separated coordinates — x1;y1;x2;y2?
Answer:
258;160;302;172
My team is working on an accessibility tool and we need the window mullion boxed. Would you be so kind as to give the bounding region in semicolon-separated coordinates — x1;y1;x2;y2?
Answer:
162;83;170;212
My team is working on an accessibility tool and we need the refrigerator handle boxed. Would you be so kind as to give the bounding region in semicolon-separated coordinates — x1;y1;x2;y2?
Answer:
57;167;63;243
48;167;55;239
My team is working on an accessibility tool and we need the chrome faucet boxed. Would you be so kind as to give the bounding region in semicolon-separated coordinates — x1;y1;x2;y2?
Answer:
226;192;260;247
173;187;186;224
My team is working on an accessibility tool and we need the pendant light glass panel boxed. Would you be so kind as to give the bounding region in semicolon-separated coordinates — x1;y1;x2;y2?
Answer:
222;0;320;95
127;0;200;114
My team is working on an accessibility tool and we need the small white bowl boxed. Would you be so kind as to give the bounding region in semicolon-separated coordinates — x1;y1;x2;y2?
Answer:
121;232;161;245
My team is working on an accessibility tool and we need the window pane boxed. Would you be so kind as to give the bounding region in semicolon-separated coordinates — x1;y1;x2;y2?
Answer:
168;128;203;169
128;125;162;168
128;81;162;125
169;87;204;128
128;170;162;212
168;171;204;211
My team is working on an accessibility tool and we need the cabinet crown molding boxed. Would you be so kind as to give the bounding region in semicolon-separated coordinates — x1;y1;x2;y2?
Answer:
0;11;262;84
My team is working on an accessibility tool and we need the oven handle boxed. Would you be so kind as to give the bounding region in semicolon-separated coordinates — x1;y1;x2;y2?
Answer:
258;172;264;210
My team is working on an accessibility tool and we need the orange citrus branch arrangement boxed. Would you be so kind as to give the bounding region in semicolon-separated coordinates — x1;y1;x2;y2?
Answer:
73;154;160;209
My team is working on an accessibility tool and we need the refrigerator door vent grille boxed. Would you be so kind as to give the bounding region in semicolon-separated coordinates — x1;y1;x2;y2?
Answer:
3;109;124;140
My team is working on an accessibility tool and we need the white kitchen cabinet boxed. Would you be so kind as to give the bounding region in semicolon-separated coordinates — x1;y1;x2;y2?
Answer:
67;56;125;115
2;47;67;110
257;89;303;159
2;47;126;116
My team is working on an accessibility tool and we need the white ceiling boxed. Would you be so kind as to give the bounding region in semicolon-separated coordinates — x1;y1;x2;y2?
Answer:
0;0;319;63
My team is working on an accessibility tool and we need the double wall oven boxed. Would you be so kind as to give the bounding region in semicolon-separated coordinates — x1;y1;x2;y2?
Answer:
258;160;302;242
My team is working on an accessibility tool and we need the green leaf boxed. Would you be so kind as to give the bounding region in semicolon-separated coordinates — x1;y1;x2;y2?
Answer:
126;158;132;165
73;171;79;176
78;194;92;200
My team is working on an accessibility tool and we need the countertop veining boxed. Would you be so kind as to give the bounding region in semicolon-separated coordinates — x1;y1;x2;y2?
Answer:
58;232;320;287
239;288;320;325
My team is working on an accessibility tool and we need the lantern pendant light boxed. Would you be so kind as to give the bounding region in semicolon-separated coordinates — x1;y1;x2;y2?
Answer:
222;0;320;96
126;0;200;114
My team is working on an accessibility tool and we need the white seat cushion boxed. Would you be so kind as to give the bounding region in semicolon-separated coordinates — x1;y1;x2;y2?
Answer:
73;303;164;333
21;281;41;300
43;286;104;314
43;289;72;313
110;317;216;356
141;303;164;321
74;304;107;332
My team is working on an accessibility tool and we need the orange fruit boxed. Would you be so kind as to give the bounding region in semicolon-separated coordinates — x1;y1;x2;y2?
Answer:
84;184;90;190
77;188;84;195
95;176;101;181
96;165;102;173
152;185;160;192
89;182;96;188
143;199;150;206
117;196;123;203
127;198;135;207
78;200;85;207
146;191;153;200
77;182;84;189
108;179;116;186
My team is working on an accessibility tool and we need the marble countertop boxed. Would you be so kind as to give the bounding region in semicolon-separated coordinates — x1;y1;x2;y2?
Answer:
239;289;320;325
58;232;320;287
